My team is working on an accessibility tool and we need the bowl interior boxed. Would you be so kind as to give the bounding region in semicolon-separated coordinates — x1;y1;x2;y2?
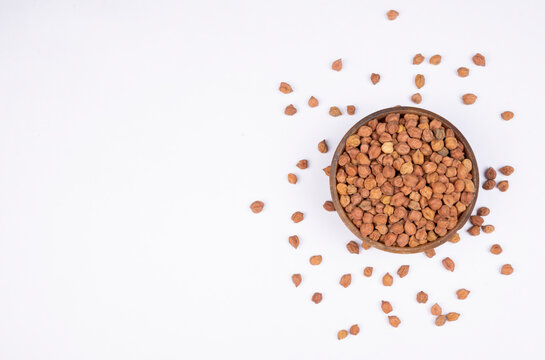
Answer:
329;106;479;254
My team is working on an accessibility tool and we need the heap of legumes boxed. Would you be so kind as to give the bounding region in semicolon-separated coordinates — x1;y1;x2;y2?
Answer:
334;111;475;248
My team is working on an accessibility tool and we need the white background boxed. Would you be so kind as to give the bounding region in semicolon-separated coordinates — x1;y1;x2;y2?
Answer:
1;0;545;359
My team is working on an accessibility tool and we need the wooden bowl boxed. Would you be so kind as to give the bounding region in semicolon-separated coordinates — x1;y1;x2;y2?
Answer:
329;106;479;254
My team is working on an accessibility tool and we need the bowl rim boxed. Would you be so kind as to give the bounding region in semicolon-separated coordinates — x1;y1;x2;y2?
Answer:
329;106;479;254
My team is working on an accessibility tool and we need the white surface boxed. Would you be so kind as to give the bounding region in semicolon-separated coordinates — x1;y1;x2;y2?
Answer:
0;0;544;359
